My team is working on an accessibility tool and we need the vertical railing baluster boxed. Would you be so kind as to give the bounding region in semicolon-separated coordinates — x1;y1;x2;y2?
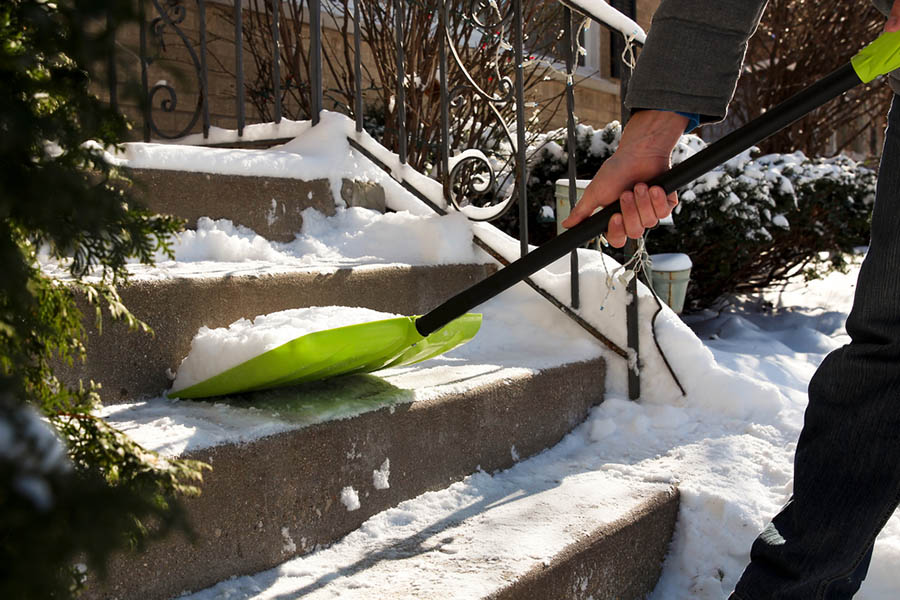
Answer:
271;0;282;123
563;6;579;309
394;0;408;164
310;0;323;125
234;0;245;136
513;0;528;258
354;0;364;132
107;12;118;113
439;1;450;184
621;55;640;401
139;0;150;142
198;0;210;138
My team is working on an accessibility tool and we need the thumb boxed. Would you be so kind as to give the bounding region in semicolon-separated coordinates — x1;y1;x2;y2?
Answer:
561;180;617;228
886;0;900;32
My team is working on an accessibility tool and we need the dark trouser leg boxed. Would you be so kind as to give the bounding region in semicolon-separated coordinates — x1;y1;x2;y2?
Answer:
732;95;900;599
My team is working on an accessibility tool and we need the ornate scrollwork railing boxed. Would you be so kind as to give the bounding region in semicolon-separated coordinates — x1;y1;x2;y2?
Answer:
440;0;523;222
140;0;208;140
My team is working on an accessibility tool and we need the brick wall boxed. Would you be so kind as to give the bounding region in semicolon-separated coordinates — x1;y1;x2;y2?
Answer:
104;1;663;142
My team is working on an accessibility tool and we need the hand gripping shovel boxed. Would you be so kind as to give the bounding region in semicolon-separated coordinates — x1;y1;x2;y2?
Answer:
170;32;900;400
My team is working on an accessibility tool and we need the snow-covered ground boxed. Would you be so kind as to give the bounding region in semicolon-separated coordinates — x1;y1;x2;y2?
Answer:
91;114;900;598
162;253;899;600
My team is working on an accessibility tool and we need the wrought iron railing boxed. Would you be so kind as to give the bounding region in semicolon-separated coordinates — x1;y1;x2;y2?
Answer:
119;0;673;400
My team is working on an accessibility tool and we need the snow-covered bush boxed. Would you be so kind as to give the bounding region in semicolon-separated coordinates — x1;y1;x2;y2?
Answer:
654;150;875;308
527;122;876;309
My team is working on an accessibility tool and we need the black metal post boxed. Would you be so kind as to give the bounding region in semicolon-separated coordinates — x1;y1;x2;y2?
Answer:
198;0;210;138
439;1;450;183
513;0;528;258
619;60;640;401
563;6;579;309
139;0;150;142
271;0;282;123
310;0;323;125
106;12;118;112
354;0;364;132
394;0;408;164
234;0;245;136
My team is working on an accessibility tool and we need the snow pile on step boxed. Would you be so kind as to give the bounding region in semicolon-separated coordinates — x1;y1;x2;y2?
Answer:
39;209;485;281
155;208;481;271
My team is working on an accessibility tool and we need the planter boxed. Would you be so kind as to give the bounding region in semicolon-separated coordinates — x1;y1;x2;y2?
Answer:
649;253;692;314
554;179;590;235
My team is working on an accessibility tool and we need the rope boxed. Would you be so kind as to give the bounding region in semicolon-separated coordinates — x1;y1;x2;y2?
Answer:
621;32;638;72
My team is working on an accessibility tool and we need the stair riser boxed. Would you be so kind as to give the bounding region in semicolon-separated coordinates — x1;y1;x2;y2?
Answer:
85;359;605;600
128;169;386;243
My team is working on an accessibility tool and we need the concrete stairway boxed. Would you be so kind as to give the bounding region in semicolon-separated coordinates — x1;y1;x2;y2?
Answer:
74;163;679;599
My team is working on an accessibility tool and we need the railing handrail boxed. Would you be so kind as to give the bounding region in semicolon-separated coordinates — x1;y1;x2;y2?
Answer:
123;0;653;399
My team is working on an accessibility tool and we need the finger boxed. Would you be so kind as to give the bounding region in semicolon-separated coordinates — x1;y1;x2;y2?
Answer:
887;0;900;31
649;186;670;220
619;191;645;240
607;213;627;248
634;184;659;228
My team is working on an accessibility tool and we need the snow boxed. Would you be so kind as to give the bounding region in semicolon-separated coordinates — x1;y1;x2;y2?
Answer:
340;487;361;512
90;112;900;597
373;459;391;491
650;253;692;272
174;256;890;600
562;0;647;44
0;400;70;512
180;468;669;599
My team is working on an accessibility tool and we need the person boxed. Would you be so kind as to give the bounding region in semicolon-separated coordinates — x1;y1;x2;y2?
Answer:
561;1;900;598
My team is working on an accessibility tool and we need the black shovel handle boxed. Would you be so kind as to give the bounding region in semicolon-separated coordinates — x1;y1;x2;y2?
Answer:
415;63;862;337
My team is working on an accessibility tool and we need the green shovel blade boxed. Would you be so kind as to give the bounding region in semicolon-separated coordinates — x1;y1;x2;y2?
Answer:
169;313;482;400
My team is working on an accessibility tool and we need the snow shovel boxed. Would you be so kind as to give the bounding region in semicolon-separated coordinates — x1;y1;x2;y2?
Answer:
169;31;900;400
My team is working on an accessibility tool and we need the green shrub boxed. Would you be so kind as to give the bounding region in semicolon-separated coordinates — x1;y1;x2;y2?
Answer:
1;2;207;597
652;150;875;308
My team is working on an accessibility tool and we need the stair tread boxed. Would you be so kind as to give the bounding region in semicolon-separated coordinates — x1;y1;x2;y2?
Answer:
43;254;493;284
177;442;675;600
89;355;609;600
105;349;601;459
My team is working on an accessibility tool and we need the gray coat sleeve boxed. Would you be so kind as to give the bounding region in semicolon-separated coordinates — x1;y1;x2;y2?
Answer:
625;0;898;123
624;0;768;122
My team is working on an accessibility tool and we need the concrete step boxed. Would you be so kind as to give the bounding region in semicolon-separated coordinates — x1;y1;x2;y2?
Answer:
83;354;608;600
180;472;678;600
127;167;386;242
61;263;495;404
